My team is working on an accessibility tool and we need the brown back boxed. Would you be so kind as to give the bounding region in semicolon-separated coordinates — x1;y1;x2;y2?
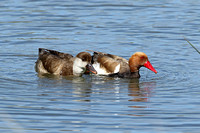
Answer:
39;48;73;59
97;55;120;73
93;52;130;74
38;48;74;75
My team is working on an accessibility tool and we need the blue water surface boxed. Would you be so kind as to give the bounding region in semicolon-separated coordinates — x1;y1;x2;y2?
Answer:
0;0;200;132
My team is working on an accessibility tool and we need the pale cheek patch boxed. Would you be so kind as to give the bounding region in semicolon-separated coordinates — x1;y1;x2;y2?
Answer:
73;58;87;76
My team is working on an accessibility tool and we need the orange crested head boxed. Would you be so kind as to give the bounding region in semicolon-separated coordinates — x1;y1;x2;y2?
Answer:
129;52;157;73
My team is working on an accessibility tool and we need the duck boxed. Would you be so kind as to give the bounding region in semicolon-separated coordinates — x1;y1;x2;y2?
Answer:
89;51;157;78
35;48;97;76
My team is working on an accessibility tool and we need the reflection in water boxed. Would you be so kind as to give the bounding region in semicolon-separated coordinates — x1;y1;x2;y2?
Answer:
128;79;156;108
37;73;62;79
71;76;92;102
36;74;93;102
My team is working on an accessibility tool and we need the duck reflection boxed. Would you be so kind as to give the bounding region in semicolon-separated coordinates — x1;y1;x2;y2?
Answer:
128;79;156;108
70;75;92;102
36;74;93;102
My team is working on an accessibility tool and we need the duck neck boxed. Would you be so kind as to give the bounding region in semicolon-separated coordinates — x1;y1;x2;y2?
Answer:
128;57;142;78
129;59;141;73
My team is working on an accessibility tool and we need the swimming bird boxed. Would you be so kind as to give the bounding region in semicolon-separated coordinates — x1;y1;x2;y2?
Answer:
35;48;97;76
89;51;157;78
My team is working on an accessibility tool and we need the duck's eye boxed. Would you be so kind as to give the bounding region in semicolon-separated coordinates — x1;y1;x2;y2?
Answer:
140;56;145;59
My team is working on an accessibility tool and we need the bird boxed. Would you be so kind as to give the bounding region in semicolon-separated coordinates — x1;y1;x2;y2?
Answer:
35;48;97;76
88;51;157;78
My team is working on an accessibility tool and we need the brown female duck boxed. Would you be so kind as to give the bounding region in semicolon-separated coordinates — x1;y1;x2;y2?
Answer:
35;48;96;76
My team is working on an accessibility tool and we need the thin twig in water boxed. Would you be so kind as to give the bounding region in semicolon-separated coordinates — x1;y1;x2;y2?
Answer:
184;37;200;54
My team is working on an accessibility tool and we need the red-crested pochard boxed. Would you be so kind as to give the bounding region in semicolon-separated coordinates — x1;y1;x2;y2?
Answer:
35;48;97;76
90;51;157;78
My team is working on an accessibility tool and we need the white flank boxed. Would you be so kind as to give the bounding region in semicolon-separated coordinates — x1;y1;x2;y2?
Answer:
92;63;109;75
114;64;120;73
93;63;120;75
73;58;87;76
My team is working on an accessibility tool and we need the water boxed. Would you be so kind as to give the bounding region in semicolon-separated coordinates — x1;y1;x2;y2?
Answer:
0;0;200;132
